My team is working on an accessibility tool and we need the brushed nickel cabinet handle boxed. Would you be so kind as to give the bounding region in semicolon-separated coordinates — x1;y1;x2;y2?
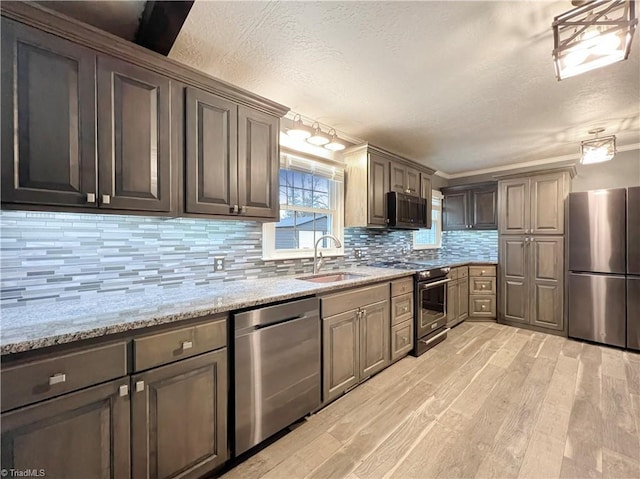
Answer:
135;381;145;392
119;385;129;397
232;205;239;214
102;194;111;205
48;373;66;386
86;193;96;203
181;340;193;351
241;206;247;214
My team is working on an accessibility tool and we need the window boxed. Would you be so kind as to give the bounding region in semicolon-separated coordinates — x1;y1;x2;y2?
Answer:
263;153;344;259
413;191;442;249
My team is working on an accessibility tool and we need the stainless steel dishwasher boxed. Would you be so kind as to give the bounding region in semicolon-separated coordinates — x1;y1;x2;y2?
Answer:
233;297;320;456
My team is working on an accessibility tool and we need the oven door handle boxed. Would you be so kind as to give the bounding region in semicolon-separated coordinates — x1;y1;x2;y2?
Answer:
418;278;451;289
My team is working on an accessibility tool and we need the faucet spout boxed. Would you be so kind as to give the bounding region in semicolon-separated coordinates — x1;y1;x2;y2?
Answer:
313;234;342;274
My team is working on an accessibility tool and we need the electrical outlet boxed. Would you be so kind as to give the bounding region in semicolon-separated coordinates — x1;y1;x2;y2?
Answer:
213;256;225;272
354;248;363;259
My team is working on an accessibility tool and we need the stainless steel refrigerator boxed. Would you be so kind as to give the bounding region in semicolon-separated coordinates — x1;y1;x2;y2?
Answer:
568;187;640;350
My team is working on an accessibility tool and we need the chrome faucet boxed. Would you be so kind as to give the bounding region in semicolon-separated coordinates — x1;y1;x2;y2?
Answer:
313;234;342;274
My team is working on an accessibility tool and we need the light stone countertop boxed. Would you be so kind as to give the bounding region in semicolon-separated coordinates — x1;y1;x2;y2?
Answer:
0;258;497;355
0;266;416;355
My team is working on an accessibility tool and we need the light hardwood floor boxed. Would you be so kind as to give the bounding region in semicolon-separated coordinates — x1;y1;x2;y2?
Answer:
222;322;640;479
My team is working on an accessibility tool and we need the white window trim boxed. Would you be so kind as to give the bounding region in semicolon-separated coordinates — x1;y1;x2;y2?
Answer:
413;190;443;250
262;160;344;261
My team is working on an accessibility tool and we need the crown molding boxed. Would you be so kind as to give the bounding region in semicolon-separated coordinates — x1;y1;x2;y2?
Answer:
434;143;640;179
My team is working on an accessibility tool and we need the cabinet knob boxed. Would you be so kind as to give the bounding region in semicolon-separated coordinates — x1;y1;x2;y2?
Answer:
86;193;96;203
525;229;530;234
102;194;111;205
135;381;145;392
181;340;193;351
481;270;486;275
241;206;247;214
481;284;486;289
481;305;486;310
119;385;129;397
232;204;239;214
48;373;66;386
402;306;409;313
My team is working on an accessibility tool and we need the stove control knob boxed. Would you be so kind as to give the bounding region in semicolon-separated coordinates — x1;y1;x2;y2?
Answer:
420;271;431;279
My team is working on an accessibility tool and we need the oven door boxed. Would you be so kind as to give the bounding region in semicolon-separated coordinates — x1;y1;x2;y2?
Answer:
417;278;450;339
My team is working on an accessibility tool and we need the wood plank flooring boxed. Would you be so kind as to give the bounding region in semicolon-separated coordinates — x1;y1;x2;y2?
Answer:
222;323;640;479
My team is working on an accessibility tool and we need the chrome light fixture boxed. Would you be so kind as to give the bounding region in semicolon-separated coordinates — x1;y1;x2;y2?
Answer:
552;0;637;80
286;114;312;140
324;129;345;151
580;128;616;164
306;122;331;146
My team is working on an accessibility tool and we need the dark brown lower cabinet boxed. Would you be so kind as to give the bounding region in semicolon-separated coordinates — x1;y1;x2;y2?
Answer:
131;349;228;479
1;379;131;479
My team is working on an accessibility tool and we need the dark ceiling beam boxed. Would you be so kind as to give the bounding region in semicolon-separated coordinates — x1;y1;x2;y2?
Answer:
135;1;194;56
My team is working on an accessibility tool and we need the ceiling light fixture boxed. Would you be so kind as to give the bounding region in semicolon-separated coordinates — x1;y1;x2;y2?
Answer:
324;129;346;151
306;122;330;146
580;128;616;164
552;0;637;80
286;114;312;140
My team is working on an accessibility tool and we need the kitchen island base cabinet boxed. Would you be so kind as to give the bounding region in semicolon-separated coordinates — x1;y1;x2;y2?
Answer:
321;284;390;403
131;349;227;479
1;379;131;479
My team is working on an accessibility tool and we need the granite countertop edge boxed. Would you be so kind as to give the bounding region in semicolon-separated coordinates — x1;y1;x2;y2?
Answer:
1;260;497;356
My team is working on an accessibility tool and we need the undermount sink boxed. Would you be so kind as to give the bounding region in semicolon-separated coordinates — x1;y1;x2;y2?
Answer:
297;272;367;283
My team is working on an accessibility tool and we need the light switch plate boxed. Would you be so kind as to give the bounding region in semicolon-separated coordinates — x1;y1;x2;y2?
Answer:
214;256;225;272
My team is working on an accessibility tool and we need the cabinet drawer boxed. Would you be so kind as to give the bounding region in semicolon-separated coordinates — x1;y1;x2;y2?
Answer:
469;265;496;277
469;295;496;317
1;341;127;412
470;277;496;294
391;293;414;325
134;317;226;371
391;277;413;297
321;283;389;318
391;320;413;361
457;266;468;278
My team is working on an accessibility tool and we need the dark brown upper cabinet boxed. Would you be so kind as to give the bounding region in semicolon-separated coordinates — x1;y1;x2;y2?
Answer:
442;182;498;231
185;88;279;220
97;57;172;212
390;161;420;197
0;3;289;220
1;18;98;207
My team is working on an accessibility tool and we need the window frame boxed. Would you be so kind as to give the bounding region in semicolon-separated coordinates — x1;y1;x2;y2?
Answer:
262;160;344;260
413;190;443;250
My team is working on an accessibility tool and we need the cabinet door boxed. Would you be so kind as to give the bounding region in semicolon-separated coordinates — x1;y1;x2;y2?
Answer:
368;152;390;226
359;300;390;378
185;87;238;215
458;277;469;321
530;237;564;330
1;379;130;479
499;179;529;235
530;174;565;235
443;192;468;230
389;161;407;193
1;19;97;207
323;310;360;403
405;166;421;197
97;56;172;212
499;236;528;323
446;281;458;327
470;186;498;229
132;350;227;479
238;106;279;219
420;173;433;229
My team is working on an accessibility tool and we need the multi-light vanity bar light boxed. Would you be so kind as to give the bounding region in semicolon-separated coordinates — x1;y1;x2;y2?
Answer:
286;114;346;151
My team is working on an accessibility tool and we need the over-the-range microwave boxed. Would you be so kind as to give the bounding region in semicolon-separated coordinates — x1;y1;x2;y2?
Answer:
386;191;427;229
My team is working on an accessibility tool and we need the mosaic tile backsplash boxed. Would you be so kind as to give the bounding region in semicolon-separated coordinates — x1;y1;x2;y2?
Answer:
1;211;498;305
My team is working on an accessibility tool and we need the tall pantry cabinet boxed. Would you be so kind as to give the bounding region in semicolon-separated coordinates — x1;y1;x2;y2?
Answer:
497;167;575;333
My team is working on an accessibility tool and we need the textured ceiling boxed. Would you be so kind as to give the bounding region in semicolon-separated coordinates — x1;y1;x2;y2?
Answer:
38;1;146;40
170;0;639;175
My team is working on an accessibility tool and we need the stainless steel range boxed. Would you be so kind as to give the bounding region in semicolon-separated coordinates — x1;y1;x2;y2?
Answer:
371;261;451;356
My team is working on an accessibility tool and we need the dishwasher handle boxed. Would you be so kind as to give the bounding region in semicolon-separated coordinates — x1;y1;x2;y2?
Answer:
234;297;319;336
